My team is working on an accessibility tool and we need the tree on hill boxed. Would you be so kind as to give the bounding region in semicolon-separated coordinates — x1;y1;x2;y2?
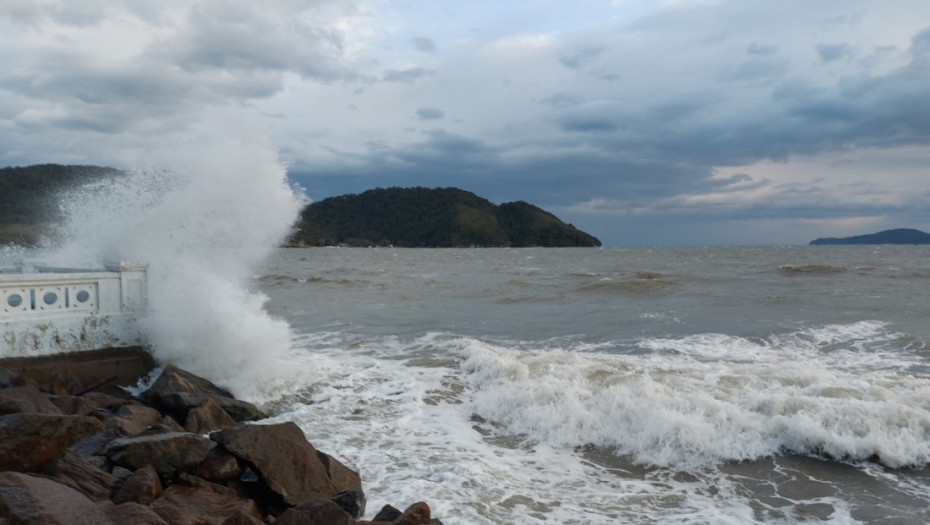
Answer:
291;187;601;248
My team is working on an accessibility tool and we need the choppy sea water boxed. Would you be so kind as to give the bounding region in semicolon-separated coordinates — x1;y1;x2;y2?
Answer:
255;246;930;524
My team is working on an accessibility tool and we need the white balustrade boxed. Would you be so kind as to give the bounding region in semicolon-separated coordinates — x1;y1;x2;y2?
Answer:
0;262;147;356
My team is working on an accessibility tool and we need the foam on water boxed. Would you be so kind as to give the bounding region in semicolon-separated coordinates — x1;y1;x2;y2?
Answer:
460;321;930;470
43;134;302;397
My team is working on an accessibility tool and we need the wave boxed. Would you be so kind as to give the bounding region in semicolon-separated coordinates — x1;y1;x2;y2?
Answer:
459;321;930;471
779;264;849;275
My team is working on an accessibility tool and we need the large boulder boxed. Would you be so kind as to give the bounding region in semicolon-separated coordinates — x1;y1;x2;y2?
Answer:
105;404;165;437
193;447;242;483
44;450;121;502
0;385;63;415
184;397;237;434
211;422;336;505
104;432;212;477
274;499;356;525
0;471;114;525
151;485;263;525
99;501;170;525
141;365;233;401
0;413;104;471
157;392;265;424
112;464;163;505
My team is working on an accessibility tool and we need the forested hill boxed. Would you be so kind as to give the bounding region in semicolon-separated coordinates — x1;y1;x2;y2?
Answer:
0;164;121;244
291;187;601;247
810;228;930;245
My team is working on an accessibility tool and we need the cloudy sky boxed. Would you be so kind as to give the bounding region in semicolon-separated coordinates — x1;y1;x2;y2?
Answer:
2;0;929;245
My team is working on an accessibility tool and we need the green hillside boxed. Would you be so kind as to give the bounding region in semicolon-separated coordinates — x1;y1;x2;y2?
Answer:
291;187;601;247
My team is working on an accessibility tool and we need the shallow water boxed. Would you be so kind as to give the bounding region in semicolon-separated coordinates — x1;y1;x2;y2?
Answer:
257;246;930;524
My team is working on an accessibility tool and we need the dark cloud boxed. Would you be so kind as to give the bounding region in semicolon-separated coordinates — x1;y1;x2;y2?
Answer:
416;107;445;120
413;37;436;52
559;47;604;69
540;92;586;109
382;67;435;83
817;43;852;63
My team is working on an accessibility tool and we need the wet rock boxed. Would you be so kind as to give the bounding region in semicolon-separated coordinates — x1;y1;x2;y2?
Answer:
0;368;31;389
46;369;83;396
113;464;163;505
105;404;164;437
333;489;367;519
194;446;242;483
141;365;233;402
69;428;125;456
105;432;212;477
318;450;363;493
0;413;104;471
395;501;431;525
80;391;135;411
48;394;97;416
99;501;170;525
176;472;236;496
211;422;336;505
184;396;237;434
371;504;402;522
275;499;356;525
151;485;263;525
0;385;63;415
44;450;121;502
0;471;113;525
158;392;266;424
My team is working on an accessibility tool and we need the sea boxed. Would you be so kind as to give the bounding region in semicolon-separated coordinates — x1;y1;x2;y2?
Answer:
6;156;928;524
255;246;930;524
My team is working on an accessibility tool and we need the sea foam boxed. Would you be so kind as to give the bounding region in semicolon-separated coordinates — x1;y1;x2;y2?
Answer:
44;134;302;398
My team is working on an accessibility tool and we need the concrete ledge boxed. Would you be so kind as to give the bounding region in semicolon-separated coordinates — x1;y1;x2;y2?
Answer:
0;346;156;388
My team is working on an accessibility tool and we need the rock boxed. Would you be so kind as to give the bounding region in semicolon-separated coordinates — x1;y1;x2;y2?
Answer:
151;485;263;525
69;428;125;456
274;499;356;525
158;392;266;424
317;451;363;493
142;365;234;402
372;505;402;522
194;447;242;483
184;397;237;434
48;395;96;416
105;404;164;436
44;450;121;502
46;369;83;396
0;413;105;471
0;385;64;415
333;490;367;519
112;464;163;505
176;473;236;496
80;391;135;411
99;501;170;525
395;502;431;525
211;422;336;505
105;432;212;478
0;368;31;389
0;471;114;525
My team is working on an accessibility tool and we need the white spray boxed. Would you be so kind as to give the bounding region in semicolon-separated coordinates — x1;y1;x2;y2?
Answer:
45;131;303;398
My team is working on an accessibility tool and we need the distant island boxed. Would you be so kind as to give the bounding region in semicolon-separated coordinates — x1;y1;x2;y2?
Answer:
810;228;930;245
290;187;601;248
0;165;600;248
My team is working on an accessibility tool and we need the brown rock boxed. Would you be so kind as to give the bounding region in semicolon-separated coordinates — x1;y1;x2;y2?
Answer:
105;432;212;477
44;450;120;502
194;447;242;482
0;413;105;472
0;471;114;525
184;397;237;434
113;464;163;505
0;367;32;389
48;395;96;416
211;422;336;505
317;451;363;493
274;499;356;525
159;392;266;424
46;369;83;396
99;501;171;525
0;385;63;415
80;391;135;411
371;505;402;522
176;473;236;496
395;502;431;525
105;404;164;436
151;485;263;525
142;365;233;401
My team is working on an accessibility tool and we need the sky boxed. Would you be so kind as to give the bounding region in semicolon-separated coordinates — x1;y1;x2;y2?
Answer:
1;0;929;246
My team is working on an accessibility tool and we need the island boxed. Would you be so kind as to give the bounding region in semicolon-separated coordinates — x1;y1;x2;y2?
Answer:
810;228;930;245
289;187;601;248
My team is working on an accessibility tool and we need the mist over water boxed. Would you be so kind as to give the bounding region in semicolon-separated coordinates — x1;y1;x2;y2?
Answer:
45;138;302;397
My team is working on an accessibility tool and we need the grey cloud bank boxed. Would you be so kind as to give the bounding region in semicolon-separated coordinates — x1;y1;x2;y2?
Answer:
2;0;929;245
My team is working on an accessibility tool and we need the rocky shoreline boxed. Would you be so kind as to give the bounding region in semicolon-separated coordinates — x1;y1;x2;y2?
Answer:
0;355;442;524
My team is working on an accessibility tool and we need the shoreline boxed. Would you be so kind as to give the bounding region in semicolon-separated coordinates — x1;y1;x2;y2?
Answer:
0;347;442;524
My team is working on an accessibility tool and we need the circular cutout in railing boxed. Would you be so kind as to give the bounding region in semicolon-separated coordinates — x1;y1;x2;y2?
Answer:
43;292;58;305
76;290;91;303
7;294;22;308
